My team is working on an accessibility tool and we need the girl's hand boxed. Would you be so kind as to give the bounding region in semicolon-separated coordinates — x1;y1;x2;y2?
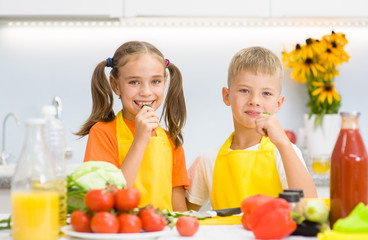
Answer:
133;106;160;146
255;113;290;147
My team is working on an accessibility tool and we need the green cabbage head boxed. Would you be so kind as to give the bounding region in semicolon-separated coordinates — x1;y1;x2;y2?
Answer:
69;161;126;190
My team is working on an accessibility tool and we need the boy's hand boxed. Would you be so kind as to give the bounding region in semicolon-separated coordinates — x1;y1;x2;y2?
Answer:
134;106;160;146
255;113;290;147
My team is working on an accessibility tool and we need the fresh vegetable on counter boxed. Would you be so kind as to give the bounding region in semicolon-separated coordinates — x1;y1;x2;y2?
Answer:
333;202;368;233
70;186;150;234
69;185;200;237
241;194;274;230
241;194;297;239
291;199;330;237
304;199;329;223
317;202;368;240
67;161;126;213
176;216;199;237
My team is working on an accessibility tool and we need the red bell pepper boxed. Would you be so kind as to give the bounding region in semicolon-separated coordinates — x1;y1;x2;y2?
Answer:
241;194;275;230
249;198;297;239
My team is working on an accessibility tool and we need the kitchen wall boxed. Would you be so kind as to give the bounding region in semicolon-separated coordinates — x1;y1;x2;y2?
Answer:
0;19;367;168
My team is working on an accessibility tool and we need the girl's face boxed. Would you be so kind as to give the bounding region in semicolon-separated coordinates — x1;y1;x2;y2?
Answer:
111;54;167;121
222;70;284;130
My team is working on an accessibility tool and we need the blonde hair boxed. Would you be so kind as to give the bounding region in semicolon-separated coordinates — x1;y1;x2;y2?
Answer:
76;41;186;148
227;46;283;90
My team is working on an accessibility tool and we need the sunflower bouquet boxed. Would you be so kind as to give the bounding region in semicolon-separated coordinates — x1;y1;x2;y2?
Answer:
282;31;349;126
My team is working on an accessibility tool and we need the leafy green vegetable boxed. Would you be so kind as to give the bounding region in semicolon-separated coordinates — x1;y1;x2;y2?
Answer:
67;161;126;213
0;216;11;230
68;161;126;190
333;202;368;233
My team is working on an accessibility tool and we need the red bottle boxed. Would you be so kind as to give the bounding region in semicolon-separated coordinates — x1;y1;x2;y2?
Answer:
330;112;368;227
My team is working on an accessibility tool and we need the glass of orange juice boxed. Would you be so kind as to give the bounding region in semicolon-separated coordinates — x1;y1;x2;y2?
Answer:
12;190;59;240
312;155;330;174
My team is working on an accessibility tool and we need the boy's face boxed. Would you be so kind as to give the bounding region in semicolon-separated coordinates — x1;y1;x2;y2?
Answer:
222;70;284;130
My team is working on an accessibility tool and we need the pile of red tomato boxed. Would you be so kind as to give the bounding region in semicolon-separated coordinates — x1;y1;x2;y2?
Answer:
70;187;167;234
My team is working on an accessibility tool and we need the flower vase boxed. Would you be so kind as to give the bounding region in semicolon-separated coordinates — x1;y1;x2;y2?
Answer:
304;114;341;175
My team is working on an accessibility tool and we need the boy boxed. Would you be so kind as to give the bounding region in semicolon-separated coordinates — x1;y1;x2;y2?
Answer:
186;47;317;211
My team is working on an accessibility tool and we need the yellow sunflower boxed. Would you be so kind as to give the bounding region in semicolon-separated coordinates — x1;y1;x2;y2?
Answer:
282;44;303;67
320;47;344;69
292;57;325;79
323;31;348;48
312;81;341;104
302;38;324;59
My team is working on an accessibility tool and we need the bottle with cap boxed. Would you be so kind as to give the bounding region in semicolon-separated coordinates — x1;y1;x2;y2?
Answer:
42;105;67;229
11;118;59;240
330;111;368;227
279;192;302;215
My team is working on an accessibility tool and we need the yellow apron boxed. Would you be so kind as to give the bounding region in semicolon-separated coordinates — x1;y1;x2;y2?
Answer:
116;111;173;211
211;132;283;210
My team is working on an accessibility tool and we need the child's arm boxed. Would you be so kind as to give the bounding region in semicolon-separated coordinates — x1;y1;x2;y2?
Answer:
186;199;201;211
119;106;160;187
185;154;212;211
172;186;188;212
256;114;317;198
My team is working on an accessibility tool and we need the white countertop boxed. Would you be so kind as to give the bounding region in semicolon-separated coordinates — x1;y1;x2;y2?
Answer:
0;214;317;240
0;225;317;240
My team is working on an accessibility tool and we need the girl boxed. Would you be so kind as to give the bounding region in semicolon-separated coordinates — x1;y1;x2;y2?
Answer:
76;41;189;212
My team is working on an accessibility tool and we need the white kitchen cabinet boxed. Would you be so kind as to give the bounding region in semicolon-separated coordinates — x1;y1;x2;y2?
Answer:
271;0;368;17
0;0;124;18
124;0;270;17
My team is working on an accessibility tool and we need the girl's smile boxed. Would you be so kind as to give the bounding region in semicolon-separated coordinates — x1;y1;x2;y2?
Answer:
134;100;155;109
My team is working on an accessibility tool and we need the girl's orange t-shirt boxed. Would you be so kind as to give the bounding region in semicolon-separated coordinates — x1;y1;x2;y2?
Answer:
83;118;189;188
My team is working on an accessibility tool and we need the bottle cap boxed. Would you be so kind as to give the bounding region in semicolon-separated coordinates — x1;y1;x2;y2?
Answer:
279;192;300;202
283;188;304;198
42;105;57;117
340;111;360;117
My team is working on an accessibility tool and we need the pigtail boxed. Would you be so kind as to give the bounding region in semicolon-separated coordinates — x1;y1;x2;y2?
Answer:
161;63;186;148
76;60;115;137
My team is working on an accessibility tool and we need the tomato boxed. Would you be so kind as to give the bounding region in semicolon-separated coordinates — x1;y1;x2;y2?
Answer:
90;211;119;233
140;210;166;232
106;185;119;196
70;210;92;233
176;216;199;237
85;189;114;212
138;206;155;218
118;213;142;233
115;187;141;211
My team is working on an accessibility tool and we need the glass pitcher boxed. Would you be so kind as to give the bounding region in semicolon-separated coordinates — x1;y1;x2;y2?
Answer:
11;118;59;240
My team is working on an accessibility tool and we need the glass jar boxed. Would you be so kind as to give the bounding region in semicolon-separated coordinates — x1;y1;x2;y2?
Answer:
283;189;305;210
11;118;59;240
279;192;301;215
312;155;330;174
330;112;368;227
